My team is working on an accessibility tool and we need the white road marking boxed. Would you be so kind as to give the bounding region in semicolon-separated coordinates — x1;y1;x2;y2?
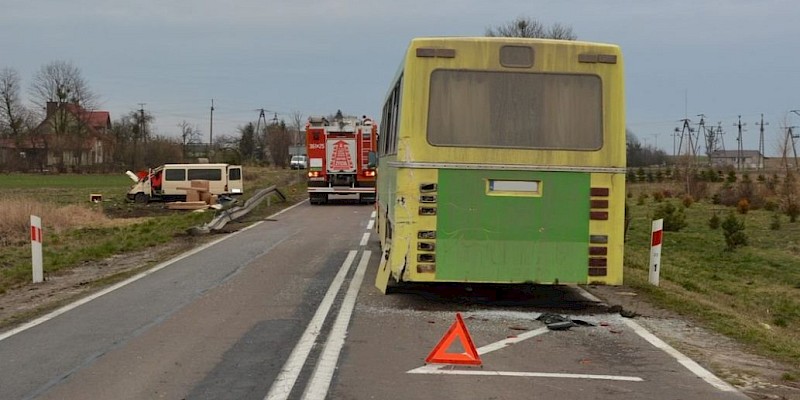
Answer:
408;368;644;381
475;327;550;355
407;325;643;382
366;219;374;230
575;285;738;393
359;233;370;246
264;250;358;400
621;318;739;392
0;200;309;342
571;285;604;303
301;251;372;400
370;210;376;218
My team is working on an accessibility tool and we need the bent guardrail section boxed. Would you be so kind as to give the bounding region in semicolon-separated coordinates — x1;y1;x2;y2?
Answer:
189;185;286;234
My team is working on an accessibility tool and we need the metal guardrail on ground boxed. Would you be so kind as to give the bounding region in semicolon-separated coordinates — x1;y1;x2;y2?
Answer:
188;185;286;234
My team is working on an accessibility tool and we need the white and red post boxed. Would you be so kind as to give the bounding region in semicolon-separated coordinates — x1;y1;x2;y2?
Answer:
31;215;43;283
649;219;663;286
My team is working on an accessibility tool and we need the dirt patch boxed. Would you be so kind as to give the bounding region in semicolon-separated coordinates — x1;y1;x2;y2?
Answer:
586;284;800;399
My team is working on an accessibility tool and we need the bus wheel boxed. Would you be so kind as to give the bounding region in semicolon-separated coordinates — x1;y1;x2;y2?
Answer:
134;192;149;204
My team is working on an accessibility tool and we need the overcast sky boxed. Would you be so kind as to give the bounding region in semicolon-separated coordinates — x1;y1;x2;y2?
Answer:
2;0;799;156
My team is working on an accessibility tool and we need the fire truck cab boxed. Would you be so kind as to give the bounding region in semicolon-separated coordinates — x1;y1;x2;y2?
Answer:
305;115;377;204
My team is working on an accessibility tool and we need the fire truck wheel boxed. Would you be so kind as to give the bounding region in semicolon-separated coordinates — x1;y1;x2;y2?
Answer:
134;192;149;204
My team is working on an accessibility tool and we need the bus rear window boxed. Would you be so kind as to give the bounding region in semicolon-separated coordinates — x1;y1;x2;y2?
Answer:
427;70;602;150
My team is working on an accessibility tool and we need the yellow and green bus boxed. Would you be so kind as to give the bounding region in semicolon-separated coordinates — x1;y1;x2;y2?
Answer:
375;37;626;293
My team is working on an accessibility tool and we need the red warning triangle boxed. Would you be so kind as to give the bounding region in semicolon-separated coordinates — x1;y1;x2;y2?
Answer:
425;313;482;365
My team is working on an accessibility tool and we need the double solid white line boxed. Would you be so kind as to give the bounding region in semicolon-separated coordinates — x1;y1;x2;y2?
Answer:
265;211;376;400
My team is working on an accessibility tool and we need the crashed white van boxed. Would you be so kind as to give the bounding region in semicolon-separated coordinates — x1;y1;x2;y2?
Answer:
126;163;243;203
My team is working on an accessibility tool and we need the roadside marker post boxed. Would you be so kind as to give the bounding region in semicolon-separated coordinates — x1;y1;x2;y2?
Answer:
649;219;663;286
425;313;482;366
31;215;43;283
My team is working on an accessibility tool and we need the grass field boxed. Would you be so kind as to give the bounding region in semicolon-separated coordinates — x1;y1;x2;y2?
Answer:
0;167;307;294
625;182;800;369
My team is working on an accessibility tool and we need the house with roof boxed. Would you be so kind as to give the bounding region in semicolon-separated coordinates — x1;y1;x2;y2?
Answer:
0;102;112;171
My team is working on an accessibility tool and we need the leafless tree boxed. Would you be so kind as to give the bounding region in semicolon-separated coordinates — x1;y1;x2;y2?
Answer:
28;60;97;114
27;61;99;170
486;17;577;40
178;120;202;145
547;22;577;40
289;110;304;146
0;67;28;139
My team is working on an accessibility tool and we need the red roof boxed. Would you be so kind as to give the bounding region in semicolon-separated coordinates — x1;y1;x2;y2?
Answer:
63;104;111;130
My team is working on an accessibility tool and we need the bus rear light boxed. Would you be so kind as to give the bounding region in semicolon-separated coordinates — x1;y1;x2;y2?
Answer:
589;267;608;277
588;258;607;267
416;264;436;273
419;207;437;216
589;246;607;256
589;235;608;244
364;170;376;177
418;253;436;263
308;171;320;178
417;242;435;251
418;230;436;239
420;183;437;192
420;195;437;203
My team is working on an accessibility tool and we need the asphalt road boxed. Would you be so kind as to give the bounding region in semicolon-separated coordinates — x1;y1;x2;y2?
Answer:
0;199;750;400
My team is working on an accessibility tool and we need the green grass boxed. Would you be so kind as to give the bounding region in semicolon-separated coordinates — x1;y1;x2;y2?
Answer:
625;185;800;367
0;167;307;292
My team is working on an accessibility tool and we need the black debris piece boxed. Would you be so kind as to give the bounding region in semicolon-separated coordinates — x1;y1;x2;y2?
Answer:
536;313;596;330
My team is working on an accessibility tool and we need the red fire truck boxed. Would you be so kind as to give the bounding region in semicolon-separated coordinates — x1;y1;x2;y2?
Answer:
305;115;378;204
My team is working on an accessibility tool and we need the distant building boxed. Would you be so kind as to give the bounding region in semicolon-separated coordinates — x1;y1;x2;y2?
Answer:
0;102;112;171
709;150;765;169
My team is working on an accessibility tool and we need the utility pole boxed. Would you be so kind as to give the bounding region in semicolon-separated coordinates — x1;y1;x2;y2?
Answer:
755;114;768;170
696;114;711;162
676;118;695;162
734;115;746;170
138;103;147;143
209;99;214;147
255;108;270;162
672;127;679;157
137;103;146;168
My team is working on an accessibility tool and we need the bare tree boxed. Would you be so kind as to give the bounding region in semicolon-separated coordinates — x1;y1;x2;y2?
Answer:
27;61;99;170
178;120;202;145
289;110;304;146
29;61;97;113
0;67;28;139
547;22;577;40
486;17;576;40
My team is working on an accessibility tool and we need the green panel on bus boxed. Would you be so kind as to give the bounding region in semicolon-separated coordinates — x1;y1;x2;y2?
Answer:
436;169;590;283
